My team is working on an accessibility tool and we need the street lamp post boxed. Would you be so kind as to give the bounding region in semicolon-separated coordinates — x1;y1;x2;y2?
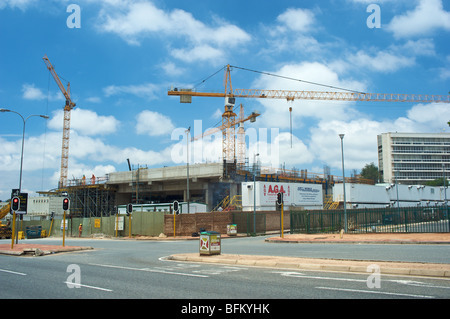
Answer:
444;163;448;229
339;134;347;233
253;153;259;236
185;127;190;214
1;109;49;192
1;108;49;247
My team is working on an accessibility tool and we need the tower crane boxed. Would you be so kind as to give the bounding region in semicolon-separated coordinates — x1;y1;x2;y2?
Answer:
169;64;450;163
43;55;76;189
190;104;259;164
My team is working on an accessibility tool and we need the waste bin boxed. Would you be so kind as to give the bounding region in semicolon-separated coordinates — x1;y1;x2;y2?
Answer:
199;231;221;256
25;226;42;239
227;224;237;236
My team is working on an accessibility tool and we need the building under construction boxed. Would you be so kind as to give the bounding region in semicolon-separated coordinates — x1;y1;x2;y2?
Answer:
48;160;362;218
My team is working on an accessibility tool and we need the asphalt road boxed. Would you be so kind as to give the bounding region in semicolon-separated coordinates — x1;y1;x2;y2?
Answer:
1;236;449;308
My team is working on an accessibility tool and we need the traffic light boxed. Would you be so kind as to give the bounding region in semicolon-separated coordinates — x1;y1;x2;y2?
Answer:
276;192;283;206
127;203;133;216
62;197;70;211
11;196;20;212
173;201;179;214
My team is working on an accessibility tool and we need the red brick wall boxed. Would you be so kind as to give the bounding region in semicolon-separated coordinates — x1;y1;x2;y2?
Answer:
164;210;290;236
165;212;233;236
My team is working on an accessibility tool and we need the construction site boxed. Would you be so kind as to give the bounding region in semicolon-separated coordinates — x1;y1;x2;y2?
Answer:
2;61;449;238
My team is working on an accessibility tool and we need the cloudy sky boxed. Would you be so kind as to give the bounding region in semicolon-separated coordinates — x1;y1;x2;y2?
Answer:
1;0;449;200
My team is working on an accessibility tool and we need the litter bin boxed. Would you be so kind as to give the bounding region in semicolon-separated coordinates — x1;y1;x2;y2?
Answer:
227;224;237;236
199;231;221;256
25;226;42;239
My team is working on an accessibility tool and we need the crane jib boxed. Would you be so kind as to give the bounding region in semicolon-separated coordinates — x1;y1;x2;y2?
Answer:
168;89;450;103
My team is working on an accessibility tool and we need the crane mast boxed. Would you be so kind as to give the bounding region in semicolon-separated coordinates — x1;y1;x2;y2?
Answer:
43;55;76;189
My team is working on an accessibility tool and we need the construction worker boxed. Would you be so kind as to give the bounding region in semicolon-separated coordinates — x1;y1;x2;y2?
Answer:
78;224;82;237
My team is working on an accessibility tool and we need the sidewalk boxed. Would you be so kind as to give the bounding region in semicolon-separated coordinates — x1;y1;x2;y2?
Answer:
0;243;93;256
168;253;450;278
265;232;450;244
168;233;450;278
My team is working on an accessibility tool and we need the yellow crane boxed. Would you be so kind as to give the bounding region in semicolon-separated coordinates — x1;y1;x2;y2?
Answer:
169;64;450;162
43;55;76;189
190;104;260;164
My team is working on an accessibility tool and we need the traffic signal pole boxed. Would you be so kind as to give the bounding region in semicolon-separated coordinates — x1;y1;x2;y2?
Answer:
62;210;66;247
10;197;20;249
11;212;16;249
62;197;69;247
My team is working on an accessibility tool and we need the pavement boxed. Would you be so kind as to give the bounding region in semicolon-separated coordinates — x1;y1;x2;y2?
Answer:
169;232;450;278
0;243;93;256
1;233;450;278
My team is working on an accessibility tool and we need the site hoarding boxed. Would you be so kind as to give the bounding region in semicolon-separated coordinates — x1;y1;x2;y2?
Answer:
242;182;323;211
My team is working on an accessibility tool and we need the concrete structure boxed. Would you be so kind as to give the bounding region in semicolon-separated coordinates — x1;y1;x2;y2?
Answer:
333;183;447;209
377;132;450;185
11;196;66;217
242;181;323;211
108;162;237;211
117;202;207;214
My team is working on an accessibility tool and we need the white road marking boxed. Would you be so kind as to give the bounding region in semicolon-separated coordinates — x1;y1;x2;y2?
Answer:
89;263;209;278
63;281;113;292
0;268;27;276
316;286;434;299
274;271;367;283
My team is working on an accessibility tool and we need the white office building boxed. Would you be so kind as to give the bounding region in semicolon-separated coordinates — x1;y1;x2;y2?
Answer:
377;132;450;185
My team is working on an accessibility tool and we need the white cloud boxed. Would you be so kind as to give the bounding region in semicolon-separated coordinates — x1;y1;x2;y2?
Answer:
160;62;185;76
96;1;250;62
348;50;415;73
251;62;366;129
387;0;450;38
22;83;46;100
48;108;120;136
276;8;316;32
170;45;223;63
85;96;102;103
135;110;175;136
0;0;37;11
308;102;450;171
103;83;159;99
22;83;64;101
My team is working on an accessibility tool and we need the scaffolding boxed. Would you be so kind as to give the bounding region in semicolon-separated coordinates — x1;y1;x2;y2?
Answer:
67;183;116;218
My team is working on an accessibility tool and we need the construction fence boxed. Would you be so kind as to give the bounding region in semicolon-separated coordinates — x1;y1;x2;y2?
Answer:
8;206;449;239
290;206;450;234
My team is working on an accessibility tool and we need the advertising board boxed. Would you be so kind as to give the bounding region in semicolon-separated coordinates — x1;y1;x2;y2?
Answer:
242;182;323;210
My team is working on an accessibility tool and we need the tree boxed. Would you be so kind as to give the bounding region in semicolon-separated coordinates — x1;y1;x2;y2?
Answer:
360;162;379;184
425;177;448;187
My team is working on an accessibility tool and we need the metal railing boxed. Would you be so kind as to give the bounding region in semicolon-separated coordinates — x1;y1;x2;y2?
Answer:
290;206;449;234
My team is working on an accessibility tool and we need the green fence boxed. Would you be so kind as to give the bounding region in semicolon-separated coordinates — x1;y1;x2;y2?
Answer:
290;206;449;234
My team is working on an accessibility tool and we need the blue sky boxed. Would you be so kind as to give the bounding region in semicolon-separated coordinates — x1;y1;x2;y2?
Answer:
1;0;449;200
